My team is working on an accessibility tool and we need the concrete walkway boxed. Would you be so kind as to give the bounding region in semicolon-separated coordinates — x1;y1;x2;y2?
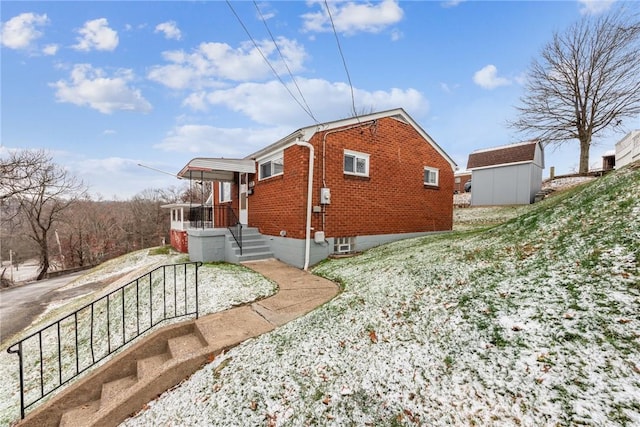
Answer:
18;259;339;427
193;259;340;357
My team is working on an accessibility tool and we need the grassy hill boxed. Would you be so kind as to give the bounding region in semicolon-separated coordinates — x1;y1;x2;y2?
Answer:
119;164;640;425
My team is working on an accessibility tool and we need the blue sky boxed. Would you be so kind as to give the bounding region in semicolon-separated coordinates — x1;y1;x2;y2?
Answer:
2;0;639;198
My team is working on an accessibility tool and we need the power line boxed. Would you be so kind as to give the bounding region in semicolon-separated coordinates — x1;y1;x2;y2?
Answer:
226;1;318;123
324;0;358;120
253;1;318;124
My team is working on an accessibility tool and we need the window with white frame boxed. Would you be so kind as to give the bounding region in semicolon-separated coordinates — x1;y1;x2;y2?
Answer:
334;237;355;254
344;150;369;177
219;182;231;203
258;153;284;180
424;167;439;186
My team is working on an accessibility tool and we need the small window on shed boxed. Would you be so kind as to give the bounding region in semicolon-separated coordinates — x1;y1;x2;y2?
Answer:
424;167;439;186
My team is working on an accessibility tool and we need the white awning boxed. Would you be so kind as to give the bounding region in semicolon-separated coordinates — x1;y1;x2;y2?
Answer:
177;158;256;181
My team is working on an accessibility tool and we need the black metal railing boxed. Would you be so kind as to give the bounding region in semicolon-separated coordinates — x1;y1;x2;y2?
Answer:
226;205;243;255
6;262;202;419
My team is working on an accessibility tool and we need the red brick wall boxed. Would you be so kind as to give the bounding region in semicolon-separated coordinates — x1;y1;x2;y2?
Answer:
249;116;453;238
169;229;188;253
454;173;471;193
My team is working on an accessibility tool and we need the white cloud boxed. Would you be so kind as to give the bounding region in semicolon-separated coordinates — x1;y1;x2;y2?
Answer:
1;12;49;50
473;64;512;90
64;155;176;199
51;64;152;114
73;18;118;52
102;129;117;135
255;2;276;21
442;0;466;8
577;0;616;15
155;125;287;156
155;21;182;40
42;44;59;55
302;0;404;35
147;37;307;89
198;77;428;127
440;82;460;93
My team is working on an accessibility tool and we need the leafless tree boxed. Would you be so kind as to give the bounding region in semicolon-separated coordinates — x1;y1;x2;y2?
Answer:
12;152;87;280
1;149;50;201
510;8;640;173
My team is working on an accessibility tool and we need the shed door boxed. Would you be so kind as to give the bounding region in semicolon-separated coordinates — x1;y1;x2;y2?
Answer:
239;173;248;225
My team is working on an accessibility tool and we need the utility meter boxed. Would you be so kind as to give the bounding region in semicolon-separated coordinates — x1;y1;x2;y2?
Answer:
320;187;331;204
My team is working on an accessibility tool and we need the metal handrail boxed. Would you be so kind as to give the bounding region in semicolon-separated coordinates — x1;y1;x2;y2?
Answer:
6;261;202;419
226;205;243;255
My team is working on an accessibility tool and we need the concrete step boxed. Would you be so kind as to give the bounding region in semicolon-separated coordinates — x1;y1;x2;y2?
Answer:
136;352;171;380
237;251;275;262
59;400;100;427
100;375;137;409
167;333;207;359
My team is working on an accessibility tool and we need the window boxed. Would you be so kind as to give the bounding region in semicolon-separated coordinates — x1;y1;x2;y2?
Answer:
334;237;355;254
344;150;369;177
424;167;439;186
219;182;231;203
258;154;284;180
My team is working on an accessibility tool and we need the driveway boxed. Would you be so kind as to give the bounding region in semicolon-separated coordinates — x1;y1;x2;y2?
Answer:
0;272;106;346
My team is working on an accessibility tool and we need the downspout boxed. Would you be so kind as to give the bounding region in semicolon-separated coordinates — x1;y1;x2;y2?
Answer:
296;138;314;270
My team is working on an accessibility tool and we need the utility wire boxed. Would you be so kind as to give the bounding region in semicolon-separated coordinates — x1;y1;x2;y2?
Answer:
253;1;318;124
324;0;358;120
226;0;318;123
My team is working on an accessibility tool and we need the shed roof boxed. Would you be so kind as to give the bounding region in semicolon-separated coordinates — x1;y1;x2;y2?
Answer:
467;140;539;170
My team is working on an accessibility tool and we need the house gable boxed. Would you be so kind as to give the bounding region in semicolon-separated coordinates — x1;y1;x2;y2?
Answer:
246;108;457;172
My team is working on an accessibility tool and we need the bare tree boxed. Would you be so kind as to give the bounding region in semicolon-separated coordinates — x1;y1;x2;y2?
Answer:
12;152;87;280
511;8;640;173
0;149;50;201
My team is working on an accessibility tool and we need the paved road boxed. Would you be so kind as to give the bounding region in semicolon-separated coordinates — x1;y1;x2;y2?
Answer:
0;272;105;345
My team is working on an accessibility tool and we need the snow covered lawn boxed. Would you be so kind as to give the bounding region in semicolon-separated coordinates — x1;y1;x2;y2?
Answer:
0;251;276;427
122;167;639;426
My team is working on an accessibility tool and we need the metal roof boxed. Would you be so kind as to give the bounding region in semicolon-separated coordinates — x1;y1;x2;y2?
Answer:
177;158;256;181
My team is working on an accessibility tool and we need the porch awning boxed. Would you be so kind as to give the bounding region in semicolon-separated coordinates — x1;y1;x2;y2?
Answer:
177;158;256;182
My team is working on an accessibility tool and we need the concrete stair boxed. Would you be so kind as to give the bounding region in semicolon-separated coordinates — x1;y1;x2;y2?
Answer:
534;187;556;202
16;259;339;427
228;227;273;262
23;322;217;427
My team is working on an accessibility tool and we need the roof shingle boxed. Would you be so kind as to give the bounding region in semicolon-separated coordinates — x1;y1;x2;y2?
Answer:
467;140;538;169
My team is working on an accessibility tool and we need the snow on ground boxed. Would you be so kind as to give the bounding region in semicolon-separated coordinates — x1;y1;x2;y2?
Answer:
0;250;276;427
121;168;639;426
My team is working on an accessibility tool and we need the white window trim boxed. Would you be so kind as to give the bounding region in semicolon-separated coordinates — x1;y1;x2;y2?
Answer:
258;152;284;180
344;150;370;177
424;167;439;186
219;182;232;203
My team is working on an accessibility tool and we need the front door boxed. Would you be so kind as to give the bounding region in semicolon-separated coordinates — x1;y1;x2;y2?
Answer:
239;173;248;225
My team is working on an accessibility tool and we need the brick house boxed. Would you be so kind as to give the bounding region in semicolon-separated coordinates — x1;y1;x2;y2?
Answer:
166;108;457;269
454;170;472;193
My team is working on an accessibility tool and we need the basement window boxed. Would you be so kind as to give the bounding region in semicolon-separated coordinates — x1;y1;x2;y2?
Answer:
344;150;369;177
424;167;439;186
334;237;356;254
259;153;284;180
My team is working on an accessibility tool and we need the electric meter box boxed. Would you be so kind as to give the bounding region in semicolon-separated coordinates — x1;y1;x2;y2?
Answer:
320;187;331;204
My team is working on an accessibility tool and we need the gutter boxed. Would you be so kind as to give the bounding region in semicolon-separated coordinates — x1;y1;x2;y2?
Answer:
295;138;314;271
